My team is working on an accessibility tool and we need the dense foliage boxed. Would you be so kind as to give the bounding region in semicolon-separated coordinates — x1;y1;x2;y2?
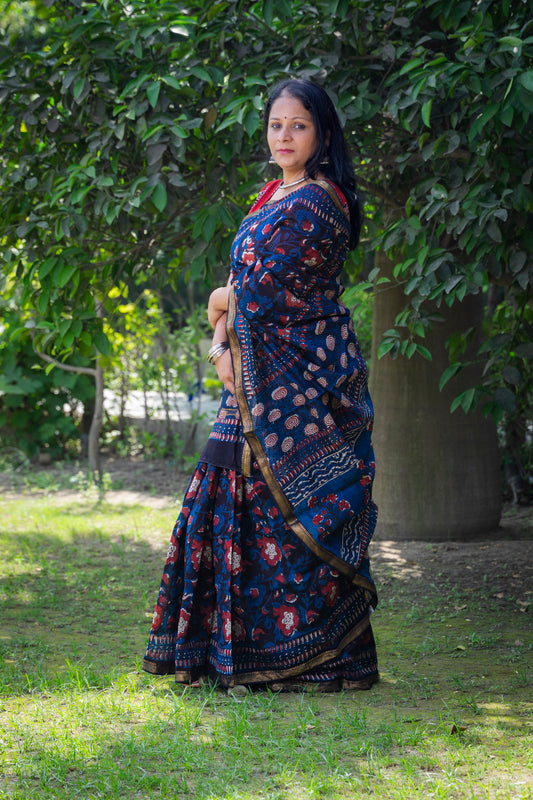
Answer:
0;0;531;465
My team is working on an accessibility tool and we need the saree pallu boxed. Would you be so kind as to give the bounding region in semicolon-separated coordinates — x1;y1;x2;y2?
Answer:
142;181;378;689
228;180;377;582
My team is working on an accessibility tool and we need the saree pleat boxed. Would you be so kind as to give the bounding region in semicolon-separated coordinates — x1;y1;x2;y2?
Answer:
143;433;378;687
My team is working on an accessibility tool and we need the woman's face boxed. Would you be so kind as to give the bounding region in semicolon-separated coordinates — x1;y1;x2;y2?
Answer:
267;92;319;180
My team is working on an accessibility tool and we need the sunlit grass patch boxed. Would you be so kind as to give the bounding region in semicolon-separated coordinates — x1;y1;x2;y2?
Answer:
0;493;532;799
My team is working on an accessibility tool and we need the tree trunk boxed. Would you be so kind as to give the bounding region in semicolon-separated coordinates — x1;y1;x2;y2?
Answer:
369;250;501;540
88;359;103;481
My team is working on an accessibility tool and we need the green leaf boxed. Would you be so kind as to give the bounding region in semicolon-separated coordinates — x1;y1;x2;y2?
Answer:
399;57;424;75
37;291;49;316
146;81;161;109
518;70;533;93
502;365;521;386
514;342;533;358
73;76;86;100
152;184;167;213
377;339;398;359
451;387;476;414
509;250;527;273
162;75;183;91
202;213;217;242
499;36;522;49
494;386;516;413
445;275;462;294
262;0;274;25
468;103;499;143
416;345;432;361
243;108;260;137
421;99;432;128
439;362;463;391
57;264;78;289
190;66;212;83
170;124;188;139
39;257;58;280
94;331;110;357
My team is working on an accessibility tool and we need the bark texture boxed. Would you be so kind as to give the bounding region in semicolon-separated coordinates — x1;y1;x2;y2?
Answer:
369;252;501;540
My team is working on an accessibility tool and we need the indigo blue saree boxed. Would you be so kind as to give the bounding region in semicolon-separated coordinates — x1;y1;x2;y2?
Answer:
142;180;379;690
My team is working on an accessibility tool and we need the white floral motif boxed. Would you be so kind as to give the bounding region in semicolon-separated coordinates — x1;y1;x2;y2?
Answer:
293;394;306;406
265;433;278;448
268;408;281;422
304;423;319;435
326;335;336;351
282;610;295;628
252;403;265;417
167;543;177;559
265;542;278;559
316;347;326;361
281;436;294;452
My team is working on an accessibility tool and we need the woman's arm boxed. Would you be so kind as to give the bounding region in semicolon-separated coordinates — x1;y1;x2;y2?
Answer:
208;285;230;330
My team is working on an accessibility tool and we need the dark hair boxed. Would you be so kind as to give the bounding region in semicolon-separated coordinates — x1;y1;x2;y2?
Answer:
264;78;361;249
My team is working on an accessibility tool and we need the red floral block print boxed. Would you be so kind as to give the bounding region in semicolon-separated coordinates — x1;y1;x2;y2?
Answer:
143;455;378;687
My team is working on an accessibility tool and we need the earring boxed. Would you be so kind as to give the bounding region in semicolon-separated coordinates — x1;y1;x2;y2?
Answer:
268;155;276;165
320;154;329;166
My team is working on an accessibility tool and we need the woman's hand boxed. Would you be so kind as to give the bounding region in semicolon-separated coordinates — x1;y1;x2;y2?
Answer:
215;348;235;395
208;286;229;330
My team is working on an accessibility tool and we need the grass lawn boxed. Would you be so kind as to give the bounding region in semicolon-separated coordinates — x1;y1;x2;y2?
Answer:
0;481;531;799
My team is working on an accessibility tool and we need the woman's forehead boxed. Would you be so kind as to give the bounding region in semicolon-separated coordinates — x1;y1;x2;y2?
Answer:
268;93;312;120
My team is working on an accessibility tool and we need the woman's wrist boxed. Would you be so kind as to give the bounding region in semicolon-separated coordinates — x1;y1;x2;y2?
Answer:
207;341;230;365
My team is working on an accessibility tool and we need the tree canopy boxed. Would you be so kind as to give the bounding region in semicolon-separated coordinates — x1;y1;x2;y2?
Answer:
0;0;531;423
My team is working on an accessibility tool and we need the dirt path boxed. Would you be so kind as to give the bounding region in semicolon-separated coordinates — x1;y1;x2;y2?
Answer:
2;456;532;600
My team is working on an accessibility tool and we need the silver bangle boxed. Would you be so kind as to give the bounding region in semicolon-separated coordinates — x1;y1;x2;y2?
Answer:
207;342;229;365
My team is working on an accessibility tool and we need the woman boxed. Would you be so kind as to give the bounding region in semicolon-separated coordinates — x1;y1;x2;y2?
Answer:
142;79;378;691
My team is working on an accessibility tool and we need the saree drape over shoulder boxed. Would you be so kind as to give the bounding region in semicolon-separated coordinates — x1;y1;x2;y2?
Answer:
142;181;379;690
228;180;377;585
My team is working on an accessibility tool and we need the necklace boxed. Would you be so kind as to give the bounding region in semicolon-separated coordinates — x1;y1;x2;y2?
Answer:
280;176;307;190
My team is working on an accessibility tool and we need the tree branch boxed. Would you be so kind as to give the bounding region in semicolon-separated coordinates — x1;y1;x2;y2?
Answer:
35;350;97;377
